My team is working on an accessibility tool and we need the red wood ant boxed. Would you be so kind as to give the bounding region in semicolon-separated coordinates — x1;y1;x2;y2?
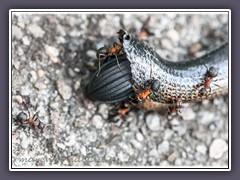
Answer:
199;65;218;96
14;109;45;132
96;42;123;76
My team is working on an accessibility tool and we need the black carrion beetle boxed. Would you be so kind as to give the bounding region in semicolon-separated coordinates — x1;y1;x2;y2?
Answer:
87;54;134;103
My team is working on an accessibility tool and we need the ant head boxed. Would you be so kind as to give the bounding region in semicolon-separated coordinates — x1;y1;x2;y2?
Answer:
16;112;28;124
151;80;161;92
117;29;130;43
208;67;218;77
96;47;108;58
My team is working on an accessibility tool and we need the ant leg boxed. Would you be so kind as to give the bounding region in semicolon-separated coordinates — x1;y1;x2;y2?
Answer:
96;55;102;77
32;111;39;123
168;100;182;115
114;54;122;71
112;43;122;71
212;83;221;88
203;64;209;72
96;46;108;77
26;107;31;123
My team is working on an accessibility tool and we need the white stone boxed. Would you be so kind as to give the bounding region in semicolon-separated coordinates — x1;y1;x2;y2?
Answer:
158;140;170;154
181;107;196;121
196;144;207;155
12;25;23;40
136;132;144;142
37;69;45;78
209;138;228;159
146;113;161;131
27;24;45;38
57;143;66;150
22;36;30;46
80;146;87;156
167;29;180;42
56;79;72;100
118;151;129;162
92;115;104;129
45;45;60;63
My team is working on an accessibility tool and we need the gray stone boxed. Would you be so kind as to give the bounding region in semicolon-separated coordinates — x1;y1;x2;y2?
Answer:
44;45;60;63
146;113;161;131
158;140;170;154
12;25;23;40
196;144;207;155
56;79;72;100
92;114;104;129
27;24;45;38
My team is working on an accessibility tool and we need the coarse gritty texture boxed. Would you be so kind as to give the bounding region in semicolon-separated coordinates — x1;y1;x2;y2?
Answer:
11;12;229;167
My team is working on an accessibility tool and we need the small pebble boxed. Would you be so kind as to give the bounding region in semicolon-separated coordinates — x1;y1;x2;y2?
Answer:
136;132;144;142
30;71;37;83
56;79;72;100
199;112;215;125
65;134;76;147
167;29;180;42
13;61;21;70
45;45;60;63
74;80;81;91
161;38;173;50
22;36;30;46
149;149;158;157
174;158;182;166
131;139;142;149
74;68;80;72
170;118;180;126
118;151;129;162
50;102;59;109
37;69;45;78
181;107;196;121
13;95;23;104
34;82;46;90
196;144;207;155
80;146;87;156
209;138;228;159
158;140;170;154
163;129;173;140
27;24;45;38
146;113;161;131
12;25;23;40
92;114;104;129
86;50;96;58
57;143;66;150
168;152;177;163
189;43;203;55
106;147;116;159
20;132;29;149
98;104;108;119
56;24;66;36
68;68;75;77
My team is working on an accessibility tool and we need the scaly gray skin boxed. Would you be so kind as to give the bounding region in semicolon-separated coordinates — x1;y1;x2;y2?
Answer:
122;33;228;103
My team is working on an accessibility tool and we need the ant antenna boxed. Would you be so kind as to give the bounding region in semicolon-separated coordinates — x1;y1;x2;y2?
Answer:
114;54;122;71
96;54;102;77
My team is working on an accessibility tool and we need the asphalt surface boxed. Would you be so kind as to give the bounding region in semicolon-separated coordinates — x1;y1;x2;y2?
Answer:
11;12;229;167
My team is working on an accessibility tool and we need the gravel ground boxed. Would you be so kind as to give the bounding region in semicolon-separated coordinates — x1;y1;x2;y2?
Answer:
11;12;229;168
